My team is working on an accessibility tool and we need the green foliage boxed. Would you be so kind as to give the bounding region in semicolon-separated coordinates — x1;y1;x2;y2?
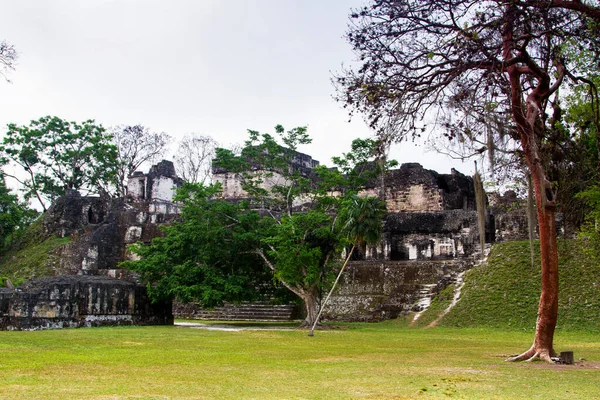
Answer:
214;125;315;210
576;185;600;223
331;138;378;186
558;42;600;228
266;210;340;290
0;116;120;209
215;127;388;314
564;41;600;145
0;218;70;282
123;183;275;306
338;195;386;247
439;239;600;331
0;276;24;288
132;126;389;320
0;174;38;251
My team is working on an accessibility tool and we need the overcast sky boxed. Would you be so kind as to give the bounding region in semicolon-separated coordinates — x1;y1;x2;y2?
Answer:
1;0;470;176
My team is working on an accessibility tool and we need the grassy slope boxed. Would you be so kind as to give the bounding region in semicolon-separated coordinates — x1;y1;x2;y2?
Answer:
0;218;70;285
418;238;600;331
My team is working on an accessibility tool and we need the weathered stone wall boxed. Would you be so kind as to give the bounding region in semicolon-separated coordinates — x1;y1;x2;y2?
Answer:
213;170;314;209
127;160;183;203
356;163;476;213
322;259;471;322
489;190;563;242
0;276;172;331
43;163;183;276
213;162;476;215
8;161;186;330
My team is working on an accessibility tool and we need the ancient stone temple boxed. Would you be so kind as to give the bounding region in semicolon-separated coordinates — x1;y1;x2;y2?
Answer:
325;164;484;321
365;163;481;260
212;148;319;208
212;160;488;322
2;157;492;328
0;161;181;330
41;160;182;276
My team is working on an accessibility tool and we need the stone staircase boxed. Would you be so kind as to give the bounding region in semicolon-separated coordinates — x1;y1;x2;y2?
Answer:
174;302;299;322
411;284;438;312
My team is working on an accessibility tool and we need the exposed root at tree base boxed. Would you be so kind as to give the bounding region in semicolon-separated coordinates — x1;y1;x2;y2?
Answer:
506;346;555;363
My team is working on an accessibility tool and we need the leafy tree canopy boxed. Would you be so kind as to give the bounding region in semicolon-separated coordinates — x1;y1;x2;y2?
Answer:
123;183;276;306
0;116;120;210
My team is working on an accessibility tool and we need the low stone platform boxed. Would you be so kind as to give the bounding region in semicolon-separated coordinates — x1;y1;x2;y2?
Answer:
0;275;173;331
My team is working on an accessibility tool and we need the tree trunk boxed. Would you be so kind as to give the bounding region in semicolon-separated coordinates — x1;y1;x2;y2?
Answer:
308;243;357;335
474;167;486;259
527;173;537;269
300;289;319;328
377;156;386;202
507;164;559;362
253;248;321;328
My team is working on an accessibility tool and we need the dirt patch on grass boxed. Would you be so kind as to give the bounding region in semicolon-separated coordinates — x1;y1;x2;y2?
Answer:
498;354;600;369
531;361;600;370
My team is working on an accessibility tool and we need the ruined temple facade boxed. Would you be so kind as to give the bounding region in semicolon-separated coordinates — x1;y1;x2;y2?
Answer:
127;160;183;208
213;161;483;262
212;160;485;322
1;161;181;330
213;149;319;208
365;163;480;261
41;160;182;276
0;276;173;330
3;157;492;328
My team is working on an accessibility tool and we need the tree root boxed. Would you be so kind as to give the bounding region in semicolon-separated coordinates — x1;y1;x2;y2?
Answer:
506;345;555;363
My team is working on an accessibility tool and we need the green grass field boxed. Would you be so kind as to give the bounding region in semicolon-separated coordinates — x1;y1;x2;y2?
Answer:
1;322;600;399
2;237;600;398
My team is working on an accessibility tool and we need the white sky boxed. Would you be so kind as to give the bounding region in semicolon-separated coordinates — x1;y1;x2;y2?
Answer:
0;0;471;176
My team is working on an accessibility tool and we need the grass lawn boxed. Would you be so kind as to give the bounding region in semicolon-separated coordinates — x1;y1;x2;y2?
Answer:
1;322;599;399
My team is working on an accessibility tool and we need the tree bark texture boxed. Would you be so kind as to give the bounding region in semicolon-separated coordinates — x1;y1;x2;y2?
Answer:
300;290;319;328
527;173;537;269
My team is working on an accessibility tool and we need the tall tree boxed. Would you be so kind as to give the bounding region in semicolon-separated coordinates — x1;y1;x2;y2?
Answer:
256;210;341;327
336;0;600;362
126;125;390;327
214;126;389;326
174;134;218;184
0;40;17;83
111;125;171;196
0;116;120;210
214;125;342;326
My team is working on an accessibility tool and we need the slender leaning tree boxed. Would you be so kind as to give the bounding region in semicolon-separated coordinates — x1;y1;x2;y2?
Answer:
336;0;600;362
309;195;386;335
